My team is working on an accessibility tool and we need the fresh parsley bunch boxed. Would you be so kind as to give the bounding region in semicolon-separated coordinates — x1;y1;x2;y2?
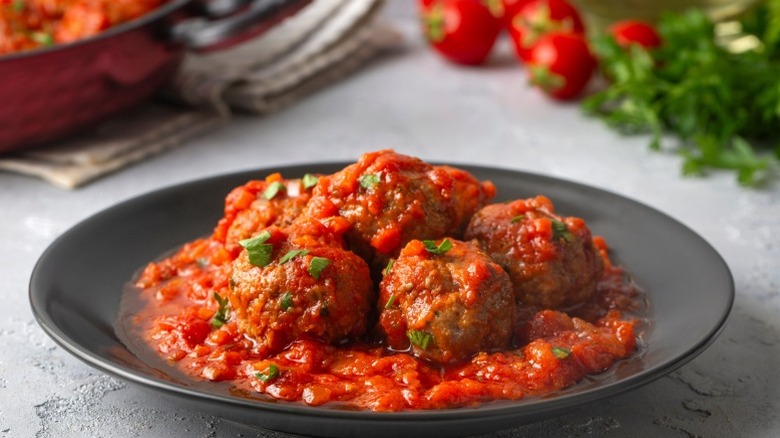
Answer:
583;0;780;186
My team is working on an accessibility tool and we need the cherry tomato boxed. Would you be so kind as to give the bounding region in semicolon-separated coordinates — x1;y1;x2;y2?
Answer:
419;0;503;66
526;32;595;100
501;0;531;27
508;0;585;62
610;20;662;49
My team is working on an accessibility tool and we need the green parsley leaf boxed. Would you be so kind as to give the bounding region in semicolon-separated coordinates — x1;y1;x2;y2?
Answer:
302;173;319;189
239;231;273;267
308;256;330;280
510;214;525;223
262;181;286;200
30;31;53;46
384;294;397;309
583;4;780;186
422;239;452;255
383;259;394;276
254;364;279;383
407;330;433;350
552;346;571;359
280;291;293;311
211;292;229;328
551;219;572;242
279;249;310;264
358;173;380;189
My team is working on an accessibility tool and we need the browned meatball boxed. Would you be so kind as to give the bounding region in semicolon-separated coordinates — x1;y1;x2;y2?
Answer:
212;173;313;256
465;196;603;309
228;226;373;355
304;150;495;270
378;239;515;365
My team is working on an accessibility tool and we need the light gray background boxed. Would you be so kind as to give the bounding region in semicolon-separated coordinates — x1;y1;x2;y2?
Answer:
2;3;778;437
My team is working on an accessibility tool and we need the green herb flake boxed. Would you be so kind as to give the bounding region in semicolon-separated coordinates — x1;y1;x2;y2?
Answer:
383;259;395;276
239;231;273;267
552;346;571;359
407;330;433;350
358;173;380;189
254;364;279;383
279;249;310;264
551;219;572;242
308;256;330;280
422;239;452;255
262;181;286;200
384;294;397;309
510;214;525;223
12;0;25;12
280;291;293;311
302;173;319;189
30;31;53;46
196;257;209;269
211;292;229;328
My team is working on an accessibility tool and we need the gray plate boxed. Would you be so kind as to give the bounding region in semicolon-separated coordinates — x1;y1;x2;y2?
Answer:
29;163;734;438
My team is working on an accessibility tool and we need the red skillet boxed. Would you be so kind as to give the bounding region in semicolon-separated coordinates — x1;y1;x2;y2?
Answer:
0;0;311;153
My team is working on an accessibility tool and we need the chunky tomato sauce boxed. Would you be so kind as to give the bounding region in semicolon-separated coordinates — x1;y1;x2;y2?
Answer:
1;0;167;54
121;167;647;412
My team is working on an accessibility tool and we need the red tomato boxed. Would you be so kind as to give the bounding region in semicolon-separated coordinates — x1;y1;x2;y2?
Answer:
508;0;585;62
610;20;662;49
526;32;595;100
501;0;531;26
419;0;503;66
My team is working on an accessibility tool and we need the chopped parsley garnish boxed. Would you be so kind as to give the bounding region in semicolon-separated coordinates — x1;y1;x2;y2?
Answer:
384;294;397;309
211;292;229;328
302;173;319;189
407;330;433;350
510;214;525;223
239;231;273;267
552;346;571;359
359;173;380;189
280;291;293;311
383;259;394;276
308;256;330;280
262;181;286;200
31;31;53;46
279;249;309;264
422;239;452;255
551;219;572;242
254;364;279;383
196;257;209;269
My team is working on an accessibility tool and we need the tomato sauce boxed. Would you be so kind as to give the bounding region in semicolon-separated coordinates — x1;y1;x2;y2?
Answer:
1;0;167;54
121;191;647;412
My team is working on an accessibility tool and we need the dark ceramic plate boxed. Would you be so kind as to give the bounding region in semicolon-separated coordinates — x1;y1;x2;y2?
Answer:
29;163;734;438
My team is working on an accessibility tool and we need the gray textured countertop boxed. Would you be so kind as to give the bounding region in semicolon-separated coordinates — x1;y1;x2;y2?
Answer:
2;4;779;437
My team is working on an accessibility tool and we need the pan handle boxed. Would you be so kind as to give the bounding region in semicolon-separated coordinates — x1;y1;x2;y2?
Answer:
172;0;312;52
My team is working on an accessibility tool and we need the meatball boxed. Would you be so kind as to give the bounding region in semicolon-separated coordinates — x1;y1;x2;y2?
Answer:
212;173;313;255
378;239;515;365
465;196;603;309
228;226;373;355
305;150;495;269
